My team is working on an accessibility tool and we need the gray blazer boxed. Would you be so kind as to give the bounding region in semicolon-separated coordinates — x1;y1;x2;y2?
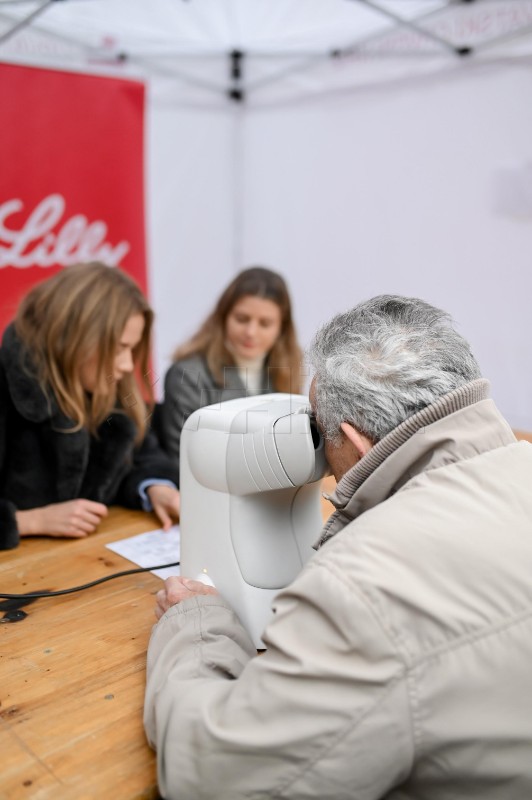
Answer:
159;353;272;477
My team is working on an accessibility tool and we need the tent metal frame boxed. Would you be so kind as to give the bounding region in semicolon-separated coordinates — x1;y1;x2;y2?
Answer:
0;0;531;102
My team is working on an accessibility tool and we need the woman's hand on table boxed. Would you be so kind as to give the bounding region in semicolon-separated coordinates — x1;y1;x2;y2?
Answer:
147;484;180;530
16;499;108;538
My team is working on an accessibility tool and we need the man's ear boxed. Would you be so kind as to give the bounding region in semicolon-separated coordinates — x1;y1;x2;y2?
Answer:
340;422;373;460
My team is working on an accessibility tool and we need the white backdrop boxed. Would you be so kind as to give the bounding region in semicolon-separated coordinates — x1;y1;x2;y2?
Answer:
148;59;532;428
2;0;532;428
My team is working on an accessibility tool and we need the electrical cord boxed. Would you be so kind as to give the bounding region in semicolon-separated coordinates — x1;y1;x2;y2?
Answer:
0;561;181;600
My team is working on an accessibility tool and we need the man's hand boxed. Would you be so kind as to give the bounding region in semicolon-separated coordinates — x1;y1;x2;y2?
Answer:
155;575;218;620
16;499;108;538
147;485;180;530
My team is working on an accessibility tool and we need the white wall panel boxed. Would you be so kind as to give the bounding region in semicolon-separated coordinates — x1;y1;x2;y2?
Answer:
238;64;532;427
147;103;239;394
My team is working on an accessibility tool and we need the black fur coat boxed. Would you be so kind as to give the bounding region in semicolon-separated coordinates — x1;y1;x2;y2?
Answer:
0;324;179;549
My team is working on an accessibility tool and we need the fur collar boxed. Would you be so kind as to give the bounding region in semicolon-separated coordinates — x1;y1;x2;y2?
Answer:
0;323;136;449
1;323;60;424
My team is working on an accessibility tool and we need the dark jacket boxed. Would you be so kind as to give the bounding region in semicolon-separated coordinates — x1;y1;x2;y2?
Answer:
159;353;272;471
0;324;179;550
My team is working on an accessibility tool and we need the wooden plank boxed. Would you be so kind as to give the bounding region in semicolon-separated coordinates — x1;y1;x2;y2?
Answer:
0;508;162;800
0;721;64;800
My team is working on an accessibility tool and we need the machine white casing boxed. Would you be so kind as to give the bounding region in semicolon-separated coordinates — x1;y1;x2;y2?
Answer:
179;393;328;647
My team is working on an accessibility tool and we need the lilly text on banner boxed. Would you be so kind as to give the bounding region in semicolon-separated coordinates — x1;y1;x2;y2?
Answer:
0;62;146;337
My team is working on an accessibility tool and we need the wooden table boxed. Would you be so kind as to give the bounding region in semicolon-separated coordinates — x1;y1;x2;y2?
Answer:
1;489;337;800
0;508;166;800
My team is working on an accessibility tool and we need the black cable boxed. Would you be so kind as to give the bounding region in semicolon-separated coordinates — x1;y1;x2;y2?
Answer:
0;561;181;600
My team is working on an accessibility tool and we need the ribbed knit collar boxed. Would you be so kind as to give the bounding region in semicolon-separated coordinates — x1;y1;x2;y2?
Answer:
314;379;513;549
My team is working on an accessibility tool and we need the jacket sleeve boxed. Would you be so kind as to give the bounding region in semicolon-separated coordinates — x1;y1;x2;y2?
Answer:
0;363;19;549
158;360;217;468
0;499;19;550
114;429;180;508
144;560;415;800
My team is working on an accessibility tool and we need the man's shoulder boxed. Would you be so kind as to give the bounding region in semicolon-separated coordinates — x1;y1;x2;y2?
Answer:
316;445;532;653
335;440;532;547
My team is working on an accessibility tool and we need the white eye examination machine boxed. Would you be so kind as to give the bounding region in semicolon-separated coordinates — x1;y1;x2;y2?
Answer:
179;393;329;648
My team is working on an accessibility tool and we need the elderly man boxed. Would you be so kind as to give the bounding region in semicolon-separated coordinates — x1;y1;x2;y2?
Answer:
144;295;532;800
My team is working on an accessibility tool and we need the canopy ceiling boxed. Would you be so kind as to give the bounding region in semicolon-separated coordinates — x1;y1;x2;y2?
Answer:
1;0;532;104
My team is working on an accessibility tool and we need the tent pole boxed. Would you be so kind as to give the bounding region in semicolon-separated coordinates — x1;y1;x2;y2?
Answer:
131;54;227;97
353;0;470;57
473;21;532;54
228;49;245;102
231;102;244;272
0;0;54;46
228;50;245;269
0;7;112;56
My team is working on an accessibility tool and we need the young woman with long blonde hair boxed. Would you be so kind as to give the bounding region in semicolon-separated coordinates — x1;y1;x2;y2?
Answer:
0;262;180;550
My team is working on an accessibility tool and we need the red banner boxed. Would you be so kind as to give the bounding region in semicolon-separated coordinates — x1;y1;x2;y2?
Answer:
0;62;146;335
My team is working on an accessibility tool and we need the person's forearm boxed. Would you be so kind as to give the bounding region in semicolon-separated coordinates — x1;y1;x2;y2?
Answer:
15;508;39;536
15;499;108;538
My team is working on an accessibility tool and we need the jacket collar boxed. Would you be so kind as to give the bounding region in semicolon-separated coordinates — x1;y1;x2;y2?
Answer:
220;363;270;393
315;379;515;549
220;364;247;391
1;323;61;424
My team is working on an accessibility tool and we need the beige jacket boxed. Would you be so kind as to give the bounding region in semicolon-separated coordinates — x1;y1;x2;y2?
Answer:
144;380;532;800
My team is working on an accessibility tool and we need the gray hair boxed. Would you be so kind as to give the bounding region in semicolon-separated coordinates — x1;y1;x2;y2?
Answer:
309;295;482;444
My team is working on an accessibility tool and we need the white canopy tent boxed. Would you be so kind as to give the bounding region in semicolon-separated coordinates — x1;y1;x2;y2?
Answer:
2;0;532;427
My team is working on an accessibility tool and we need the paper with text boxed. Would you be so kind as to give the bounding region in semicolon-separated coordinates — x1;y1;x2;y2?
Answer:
106;525;181;580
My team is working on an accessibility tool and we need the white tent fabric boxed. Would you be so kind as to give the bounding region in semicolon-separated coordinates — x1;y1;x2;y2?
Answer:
2;0;532;103
2;0;532;427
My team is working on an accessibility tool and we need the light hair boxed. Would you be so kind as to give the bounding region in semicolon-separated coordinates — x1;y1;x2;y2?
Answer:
309;295;482;444
173;266;302;394
15;262;154;442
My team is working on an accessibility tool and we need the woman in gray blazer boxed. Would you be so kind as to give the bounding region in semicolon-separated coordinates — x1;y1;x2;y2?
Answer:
159;267;302;473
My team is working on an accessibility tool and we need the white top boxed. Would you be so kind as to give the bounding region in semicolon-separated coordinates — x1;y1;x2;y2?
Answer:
233;354;266;395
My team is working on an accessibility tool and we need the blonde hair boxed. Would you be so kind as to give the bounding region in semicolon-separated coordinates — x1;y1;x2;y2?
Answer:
173;267;302;393
15;262;153;442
